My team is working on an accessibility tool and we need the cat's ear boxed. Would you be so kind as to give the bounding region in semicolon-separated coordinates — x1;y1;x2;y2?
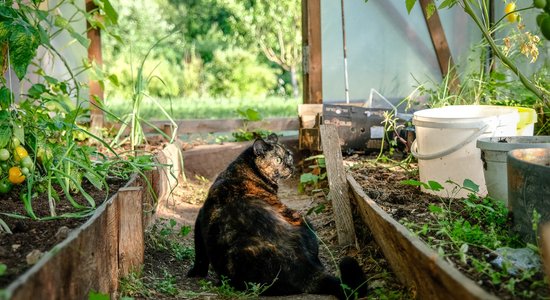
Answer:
253;138;270;156
267;133;278;143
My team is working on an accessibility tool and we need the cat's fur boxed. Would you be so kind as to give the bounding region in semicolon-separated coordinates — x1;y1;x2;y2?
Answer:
187;134;367;299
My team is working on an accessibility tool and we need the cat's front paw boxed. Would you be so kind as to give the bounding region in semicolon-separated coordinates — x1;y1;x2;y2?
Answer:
187;265;208;277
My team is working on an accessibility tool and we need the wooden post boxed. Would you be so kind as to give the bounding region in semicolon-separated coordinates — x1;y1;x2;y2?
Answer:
418;0;460;93
302;0;323;104
86;0;105;137
117;186;144;277
319;124;356;246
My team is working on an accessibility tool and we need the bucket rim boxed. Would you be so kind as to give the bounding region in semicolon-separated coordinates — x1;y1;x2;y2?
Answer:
413;105;519;120
508;148;550;169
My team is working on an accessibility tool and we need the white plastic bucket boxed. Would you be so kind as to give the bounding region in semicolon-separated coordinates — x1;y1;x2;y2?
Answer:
412;105;519;198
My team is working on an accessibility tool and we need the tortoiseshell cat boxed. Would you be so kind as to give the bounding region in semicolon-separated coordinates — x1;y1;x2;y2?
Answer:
187;134;367;299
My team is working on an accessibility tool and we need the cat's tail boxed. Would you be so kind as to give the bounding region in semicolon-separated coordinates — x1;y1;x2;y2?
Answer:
339;256;368;299
310;256;367;300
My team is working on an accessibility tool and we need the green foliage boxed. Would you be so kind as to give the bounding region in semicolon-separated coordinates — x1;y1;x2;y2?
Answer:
119;268;151;298
105;96;300;121
147;218;194;261
107;57;181;99
0;0;163;221
0;5;40;80
0;263;6;276
205;48;277;98
198;276;273;299
299;154;327;193
401;179;545;296
102;0;301;98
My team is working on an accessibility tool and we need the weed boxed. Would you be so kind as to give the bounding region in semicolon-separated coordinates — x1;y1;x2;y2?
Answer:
400;178;546;297
146;218;194;261
198;275;272;299
119;268;151;298
155;270;179;296
298;154;327;194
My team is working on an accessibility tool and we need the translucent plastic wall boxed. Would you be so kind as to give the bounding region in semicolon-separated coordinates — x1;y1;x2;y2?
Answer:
321;0;480;107
6;0;88;101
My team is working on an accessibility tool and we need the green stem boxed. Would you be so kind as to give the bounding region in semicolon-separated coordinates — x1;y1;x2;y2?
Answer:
462;1;549;107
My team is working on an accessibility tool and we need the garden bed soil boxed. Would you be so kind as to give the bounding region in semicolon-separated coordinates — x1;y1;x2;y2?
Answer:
0;178;127;288
344;155;549;299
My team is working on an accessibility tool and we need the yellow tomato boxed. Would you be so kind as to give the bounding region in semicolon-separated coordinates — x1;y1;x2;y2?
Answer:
505;2;518;22
8;166;25;184
13;145;28;162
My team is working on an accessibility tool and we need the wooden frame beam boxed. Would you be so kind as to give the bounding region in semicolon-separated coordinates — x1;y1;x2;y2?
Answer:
85;0;104;132
419;0;460;92
302;0;323;104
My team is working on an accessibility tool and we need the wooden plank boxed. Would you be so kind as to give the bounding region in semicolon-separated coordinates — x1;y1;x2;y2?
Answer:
418;0;460;93
117;187;144;277
302;0;323;104
541;223;550;279
348;175;498;300
319;125;356;246
7;193;119;299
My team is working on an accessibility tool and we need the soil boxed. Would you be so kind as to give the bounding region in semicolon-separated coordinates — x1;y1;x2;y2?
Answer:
0;178;127;288
344;155;549;300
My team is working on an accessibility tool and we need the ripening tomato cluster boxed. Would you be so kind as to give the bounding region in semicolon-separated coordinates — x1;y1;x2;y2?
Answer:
506;1;550;39
0;137;34;194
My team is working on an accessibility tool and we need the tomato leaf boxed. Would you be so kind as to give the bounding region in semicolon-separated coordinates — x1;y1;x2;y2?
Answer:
0;86;13;109
0;124;12;148
406;0;417;14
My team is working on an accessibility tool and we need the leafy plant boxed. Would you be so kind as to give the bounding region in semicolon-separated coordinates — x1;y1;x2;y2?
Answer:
0;0;142;220
198;275;273;299
401;0;549;109
298;154;327;193
400;178;546;296
232;108;272;142
146;218;194;261
109;35;178;151
119;268;151;298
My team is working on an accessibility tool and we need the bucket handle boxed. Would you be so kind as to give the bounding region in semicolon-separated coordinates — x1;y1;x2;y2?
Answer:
411;122;490;160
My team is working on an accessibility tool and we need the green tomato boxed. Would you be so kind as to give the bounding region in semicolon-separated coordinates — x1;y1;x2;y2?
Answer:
11;137;20;149
0;162;8;170
535;0;547;9
21;167;30;176
21;156;33;169
0;149;9;161
537;12;549;26
0;180;12;194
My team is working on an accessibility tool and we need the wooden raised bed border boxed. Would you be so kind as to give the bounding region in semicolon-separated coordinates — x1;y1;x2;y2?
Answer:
1;143;183;300
348;174;498;300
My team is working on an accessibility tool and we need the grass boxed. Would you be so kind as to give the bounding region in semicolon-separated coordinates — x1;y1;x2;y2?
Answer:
104;96;301;120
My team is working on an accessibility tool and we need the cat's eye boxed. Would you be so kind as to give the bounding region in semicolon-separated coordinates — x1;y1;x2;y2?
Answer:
275;157;282;164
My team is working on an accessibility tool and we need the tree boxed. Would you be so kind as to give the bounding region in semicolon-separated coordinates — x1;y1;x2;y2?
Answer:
249;0;302;97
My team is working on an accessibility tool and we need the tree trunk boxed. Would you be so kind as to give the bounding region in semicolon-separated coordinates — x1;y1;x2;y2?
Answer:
290;66;299;98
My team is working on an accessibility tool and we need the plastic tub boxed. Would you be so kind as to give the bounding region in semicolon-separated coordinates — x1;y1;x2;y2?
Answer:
515;107;537;136
508;148;550;243
412;105;519;198
476;136;550;206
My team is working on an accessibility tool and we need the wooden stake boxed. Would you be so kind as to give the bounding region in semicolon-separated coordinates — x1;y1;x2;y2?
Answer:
117;186;144;277
320;124;356;246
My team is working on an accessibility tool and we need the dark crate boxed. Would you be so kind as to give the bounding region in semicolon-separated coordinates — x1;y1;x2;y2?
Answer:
322;104;388;153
